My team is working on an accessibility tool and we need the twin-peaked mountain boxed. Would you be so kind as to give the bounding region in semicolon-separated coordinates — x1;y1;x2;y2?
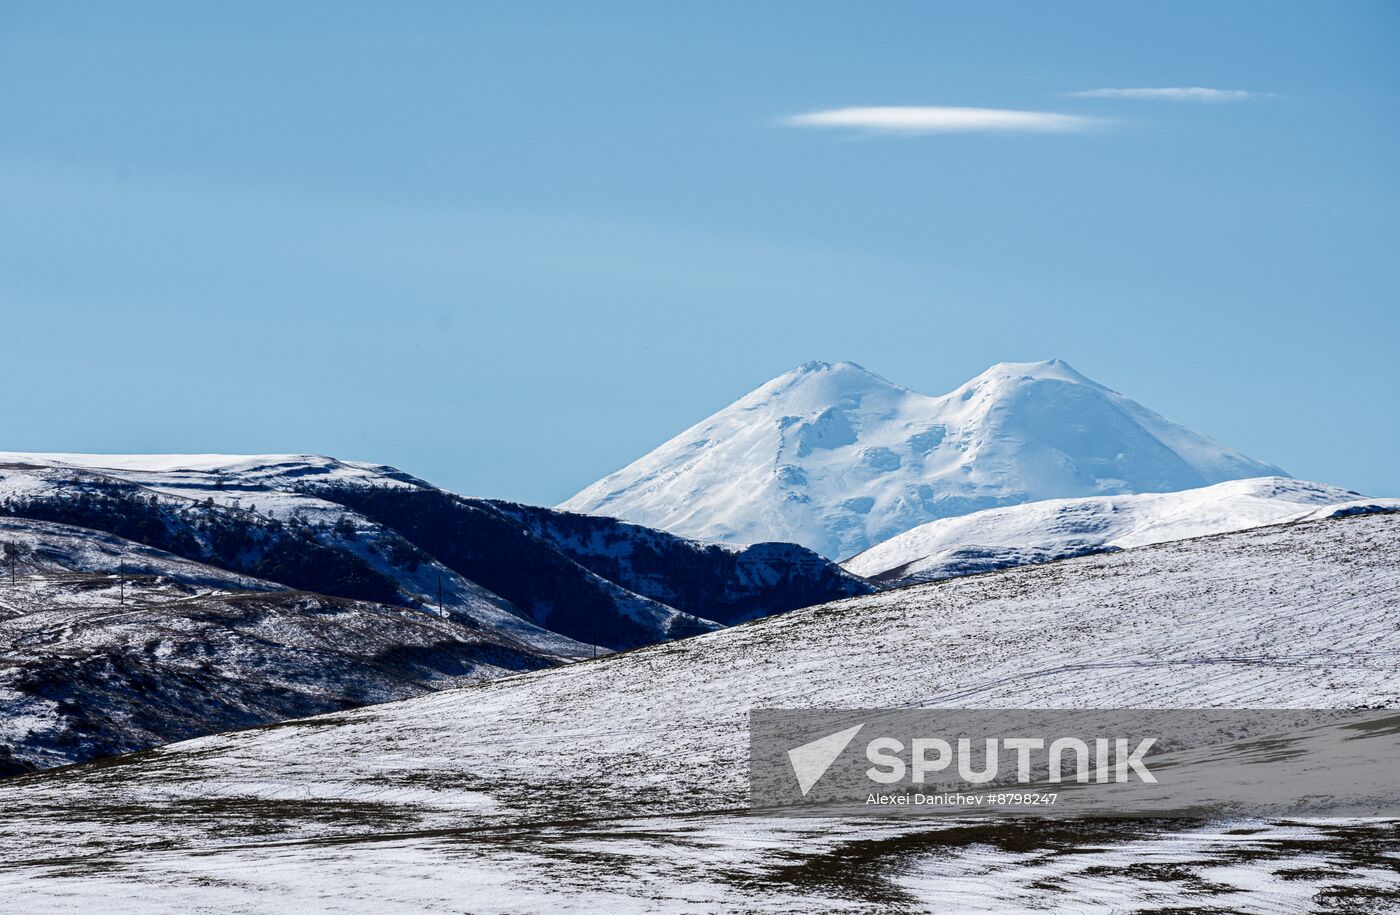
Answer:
561;359;1287;559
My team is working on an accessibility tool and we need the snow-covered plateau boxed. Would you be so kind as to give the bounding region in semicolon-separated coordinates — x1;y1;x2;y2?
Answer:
845;475;1400;585
0;511;1396;912
561;359;1288;560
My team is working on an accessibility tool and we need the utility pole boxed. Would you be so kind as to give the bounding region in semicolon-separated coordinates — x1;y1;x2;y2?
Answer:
119;561;125;606
437;571;444;618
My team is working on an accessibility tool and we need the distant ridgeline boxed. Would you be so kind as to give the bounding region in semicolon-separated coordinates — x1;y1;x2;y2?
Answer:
0;458;871;652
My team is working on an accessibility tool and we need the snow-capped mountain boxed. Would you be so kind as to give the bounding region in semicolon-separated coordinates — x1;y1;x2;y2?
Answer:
845;476;1400;585
561;359;1286;559
1;512;1395;911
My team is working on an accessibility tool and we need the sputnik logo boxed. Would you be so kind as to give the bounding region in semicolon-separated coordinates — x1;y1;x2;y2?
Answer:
787;723;864;796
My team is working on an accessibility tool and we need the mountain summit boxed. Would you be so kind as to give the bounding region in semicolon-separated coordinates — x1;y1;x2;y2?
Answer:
560;360;1287;559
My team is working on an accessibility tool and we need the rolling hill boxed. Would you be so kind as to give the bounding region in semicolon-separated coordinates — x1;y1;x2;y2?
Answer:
1;511;1394;911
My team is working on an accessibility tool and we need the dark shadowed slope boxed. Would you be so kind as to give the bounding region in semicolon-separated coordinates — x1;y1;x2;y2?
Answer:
0;517;558;773
305;484;720;649
483;499;872;625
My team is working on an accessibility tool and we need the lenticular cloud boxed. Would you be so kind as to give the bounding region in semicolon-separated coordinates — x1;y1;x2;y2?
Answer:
783;106;1097;134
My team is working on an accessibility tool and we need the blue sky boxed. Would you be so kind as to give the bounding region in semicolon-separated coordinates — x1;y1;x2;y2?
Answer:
2;1;1397;502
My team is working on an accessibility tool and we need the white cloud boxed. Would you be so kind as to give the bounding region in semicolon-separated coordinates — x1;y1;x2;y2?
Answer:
1068;87;1254;102
781;106;1097;134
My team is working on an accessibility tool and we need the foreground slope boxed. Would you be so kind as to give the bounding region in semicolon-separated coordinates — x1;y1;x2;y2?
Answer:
845;476;1400;584
0;513;1396;912
562;359;1284;559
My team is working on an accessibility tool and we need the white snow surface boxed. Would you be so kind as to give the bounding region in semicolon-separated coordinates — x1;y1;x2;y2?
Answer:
0;512;1397;912
0;451;413;480
560;360;1287;559
844;475;1400;582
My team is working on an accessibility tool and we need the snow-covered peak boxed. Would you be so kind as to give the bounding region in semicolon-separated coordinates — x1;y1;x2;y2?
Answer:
736;360;907;412
561;359;1289;559
959;357;1096;387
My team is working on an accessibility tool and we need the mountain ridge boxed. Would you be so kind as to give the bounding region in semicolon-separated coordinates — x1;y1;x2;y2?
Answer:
0;452;869;650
